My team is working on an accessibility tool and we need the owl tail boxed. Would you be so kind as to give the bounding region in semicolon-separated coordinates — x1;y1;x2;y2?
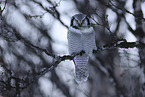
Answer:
74;54;89;83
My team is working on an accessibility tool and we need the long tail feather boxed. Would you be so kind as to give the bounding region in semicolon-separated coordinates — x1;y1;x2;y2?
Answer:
74;54;89;83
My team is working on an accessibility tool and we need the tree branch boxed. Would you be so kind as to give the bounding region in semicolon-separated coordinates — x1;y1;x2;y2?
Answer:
109;0;145;21
0;0;7;14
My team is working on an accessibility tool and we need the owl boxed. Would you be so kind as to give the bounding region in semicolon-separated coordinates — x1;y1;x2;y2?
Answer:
67;14;96;83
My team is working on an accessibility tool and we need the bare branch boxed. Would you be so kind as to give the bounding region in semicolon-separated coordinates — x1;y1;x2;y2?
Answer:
109;0;145;20
0;0;7;14
32;0;68;28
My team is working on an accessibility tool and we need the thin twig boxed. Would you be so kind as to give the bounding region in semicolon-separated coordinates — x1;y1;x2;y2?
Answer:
0;0;7;13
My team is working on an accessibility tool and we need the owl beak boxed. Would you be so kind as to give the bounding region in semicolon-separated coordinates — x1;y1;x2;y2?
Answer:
78;22;82;26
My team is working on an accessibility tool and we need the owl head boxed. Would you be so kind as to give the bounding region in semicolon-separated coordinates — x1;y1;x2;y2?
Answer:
70;14;90;28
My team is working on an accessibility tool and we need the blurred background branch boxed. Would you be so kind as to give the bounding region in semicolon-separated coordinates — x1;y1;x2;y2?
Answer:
0;0;144;97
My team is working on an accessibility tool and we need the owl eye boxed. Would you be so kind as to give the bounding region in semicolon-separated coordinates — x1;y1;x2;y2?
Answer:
75;19;79;23
82;19;85;23
81;16;90;26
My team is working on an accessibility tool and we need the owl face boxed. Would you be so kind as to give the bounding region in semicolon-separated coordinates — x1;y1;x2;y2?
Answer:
70;14;90;28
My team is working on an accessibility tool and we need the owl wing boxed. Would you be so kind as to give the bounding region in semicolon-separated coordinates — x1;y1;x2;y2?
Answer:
67;27;83;54
82;27;97;55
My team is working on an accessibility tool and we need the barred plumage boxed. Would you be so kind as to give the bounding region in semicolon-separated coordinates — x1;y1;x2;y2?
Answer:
68;14;96;83
74;54;89;83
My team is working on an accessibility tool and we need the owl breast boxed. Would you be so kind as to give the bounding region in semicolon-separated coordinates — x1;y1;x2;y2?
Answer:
68;26;95;55
68;27;83;54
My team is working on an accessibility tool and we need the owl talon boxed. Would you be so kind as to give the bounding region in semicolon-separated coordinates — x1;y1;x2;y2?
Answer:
80;50;85;56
